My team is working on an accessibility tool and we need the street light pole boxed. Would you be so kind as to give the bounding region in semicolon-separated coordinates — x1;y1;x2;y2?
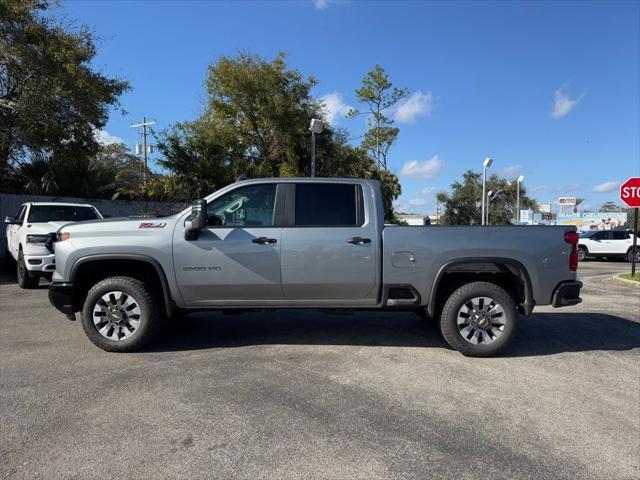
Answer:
309;119;324;177
486;190;493;225
515;175;525;224
311;130;316;177
481;157;493;225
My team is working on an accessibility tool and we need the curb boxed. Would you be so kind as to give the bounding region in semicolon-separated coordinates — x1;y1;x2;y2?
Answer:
611;275;640;289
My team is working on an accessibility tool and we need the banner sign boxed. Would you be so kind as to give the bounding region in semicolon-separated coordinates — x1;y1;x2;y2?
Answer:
557;197;577;206
557;212;628;231
539;204;552;213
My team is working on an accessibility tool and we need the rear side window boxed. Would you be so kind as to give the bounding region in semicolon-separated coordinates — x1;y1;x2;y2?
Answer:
294;183;362;227
612;231;629;240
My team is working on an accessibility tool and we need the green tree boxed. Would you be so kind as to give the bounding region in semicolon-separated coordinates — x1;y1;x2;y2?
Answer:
599;201;621;213
157;53;402;220
437;170;537;225
0;0;129;188
347;65;408;171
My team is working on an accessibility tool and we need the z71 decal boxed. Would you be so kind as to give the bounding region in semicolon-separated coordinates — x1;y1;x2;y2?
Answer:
139;222;167;229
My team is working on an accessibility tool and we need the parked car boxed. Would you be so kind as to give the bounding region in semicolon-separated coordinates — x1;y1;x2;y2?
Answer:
47;178;582;356
4;202;103;288
578;230;639;262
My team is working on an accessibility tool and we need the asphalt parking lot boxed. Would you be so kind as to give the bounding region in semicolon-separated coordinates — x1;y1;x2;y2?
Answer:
1;261;639;480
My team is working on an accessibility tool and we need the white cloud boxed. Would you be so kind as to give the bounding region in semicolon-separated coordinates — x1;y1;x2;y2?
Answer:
409;197;426;206
497;165;522;178
421;186;435;196
312;0;330;9
593;181;619;193
400;155;443;179
319;92;352;125
394;90;433;124
95;128;123;145
551;84;584;118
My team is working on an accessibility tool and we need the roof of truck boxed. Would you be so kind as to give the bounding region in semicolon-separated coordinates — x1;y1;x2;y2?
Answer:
26;202;97;207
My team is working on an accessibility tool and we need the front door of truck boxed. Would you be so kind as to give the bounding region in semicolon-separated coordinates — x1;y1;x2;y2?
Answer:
280;182;379;305
174;183;284;306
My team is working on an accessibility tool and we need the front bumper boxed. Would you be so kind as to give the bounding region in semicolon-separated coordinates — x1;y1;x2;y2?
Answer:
49;282;75;315
551;281;583;308
24;253;56;274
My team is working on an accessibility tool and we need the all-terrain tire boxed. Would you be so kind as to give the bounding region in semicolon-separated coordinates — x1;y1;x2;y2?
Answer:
439;281;518;357
17;249;39;289
81;276;164;352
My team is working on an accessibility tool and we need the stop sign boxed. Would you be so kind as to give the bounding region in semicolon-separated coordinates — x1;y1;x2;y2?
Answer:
620;177;640;208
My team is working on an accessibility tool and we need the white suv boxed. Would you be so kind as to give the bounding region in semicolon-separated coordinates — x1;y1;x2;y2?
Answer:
578;230;639;262
4;202;102;288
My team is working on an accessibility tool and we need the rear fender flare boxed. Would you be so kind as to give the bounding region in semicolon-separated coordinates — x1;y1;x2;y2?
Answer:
427;257;534;317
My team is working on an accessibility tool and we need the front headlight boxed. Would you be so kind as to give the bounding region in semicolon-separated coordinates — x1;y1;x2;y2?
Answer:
59;232;71;241
26;234;48;245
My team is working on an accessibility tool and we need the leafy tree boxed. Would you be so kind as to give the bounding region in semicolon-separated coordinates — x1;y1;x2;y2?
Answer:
599;201;621;213
157;53;402;220
90;143;146;200
0;0;129;188
437;170;537;225
347;65;408;171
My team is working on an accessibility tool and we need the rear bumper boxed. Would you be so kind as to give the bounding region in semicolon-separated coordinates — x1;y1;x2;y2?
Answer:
551;281;583;308
49;282;74;315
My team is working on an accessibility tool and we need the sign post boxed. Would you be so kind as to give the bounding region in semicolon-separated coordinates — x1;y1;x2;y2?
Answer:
620;177;640;277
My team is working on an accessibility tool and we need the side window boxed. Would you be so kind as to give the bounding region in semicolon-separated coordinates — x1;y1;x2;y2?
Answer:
294;183;362;227
611;231;628;240
207;184;277;227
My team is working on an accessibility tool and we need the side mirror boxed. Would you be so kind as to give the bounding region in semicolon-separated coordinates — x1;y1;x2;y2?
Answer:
185;199;207;240
4;216;21;225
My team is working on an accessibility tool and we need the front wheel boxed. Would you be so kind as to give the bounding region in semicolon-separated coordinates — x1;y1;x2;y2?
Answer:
439;282;518;357
17;249;39;289
81;276;164;352
628;248;640;263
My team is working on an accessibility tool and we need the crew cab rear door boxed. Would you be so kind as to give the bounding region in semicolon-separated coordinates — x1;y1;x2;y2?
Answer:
280;182;379;305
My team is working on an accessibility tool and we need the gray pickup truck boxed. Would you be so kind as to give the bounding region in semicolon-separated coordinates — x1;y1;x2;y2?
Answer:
48;177;582;356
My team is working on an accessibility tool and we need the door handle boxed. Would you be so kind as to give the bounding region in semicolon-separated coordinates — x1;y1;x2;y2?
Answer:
252;237;277;244
346;237;371;245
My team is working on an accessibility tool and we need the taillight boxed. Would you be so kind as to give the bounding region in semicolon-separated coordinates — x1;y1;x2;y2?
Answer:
564;231;579;271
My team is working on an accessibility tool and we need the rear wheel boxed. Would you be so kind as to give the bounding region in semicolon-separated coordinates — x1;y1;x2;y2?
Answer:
439;282;518;357
628;248;640;263
81;276;163;352
578;246;588;262
17;249;39;289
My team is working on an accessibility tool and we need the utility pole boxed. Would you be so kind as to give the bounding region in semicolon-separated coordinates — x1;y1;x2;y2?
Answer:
130;117;156;185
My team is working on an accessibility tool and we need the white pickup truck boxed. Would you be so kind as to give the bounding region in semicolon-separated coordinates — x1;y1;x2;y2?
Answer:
4;202;103;288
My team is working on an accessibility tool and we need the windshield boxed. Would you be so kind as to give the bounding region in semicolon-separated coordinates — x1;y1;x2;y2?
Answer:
27;205;100;223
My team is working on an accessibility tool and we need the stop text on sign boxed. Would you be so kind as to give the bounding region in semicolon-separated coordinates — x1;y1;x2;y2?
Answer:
620;177;640;208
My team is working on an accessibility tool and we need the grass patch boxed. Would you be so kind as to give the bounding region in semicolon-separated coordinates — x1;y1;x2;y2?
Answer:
619;273;640;282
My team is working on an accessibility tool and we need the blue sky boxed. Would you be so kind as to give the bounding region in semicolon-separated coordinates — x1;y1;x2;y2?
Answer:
57;0;639;215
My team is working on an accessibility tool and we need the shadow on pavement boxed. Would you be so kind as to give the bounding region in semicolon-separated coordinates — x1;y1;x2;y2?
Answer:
150;310;640;357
